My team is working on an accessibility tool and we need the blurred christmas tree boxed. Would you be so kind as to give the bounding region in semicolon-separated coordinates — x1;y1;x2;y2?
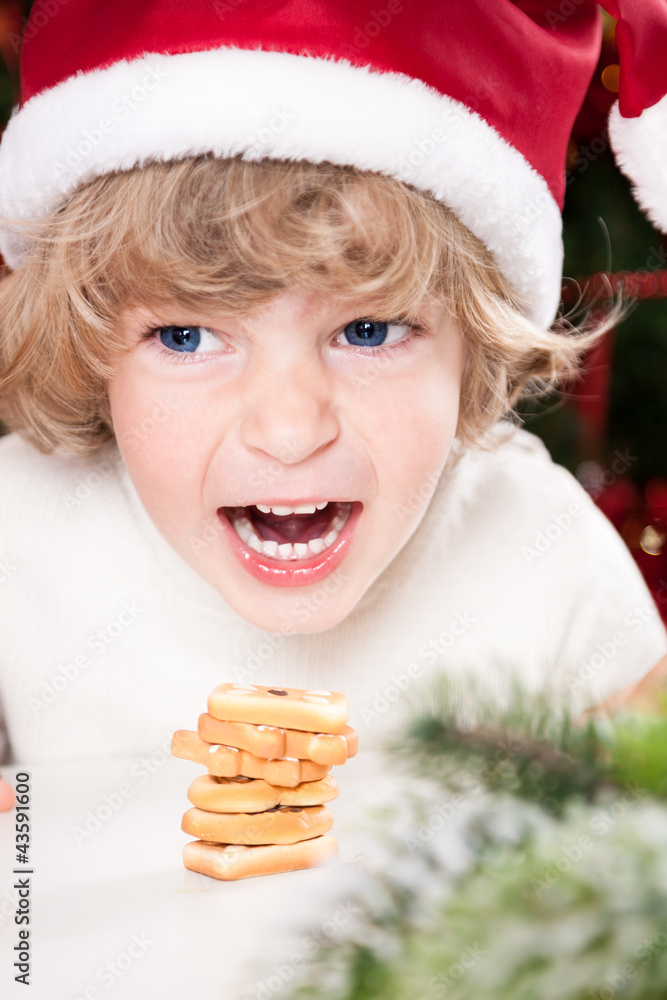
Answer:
518;12;667;482
0;0;26;120
260;677;667;1000
515;14;667;619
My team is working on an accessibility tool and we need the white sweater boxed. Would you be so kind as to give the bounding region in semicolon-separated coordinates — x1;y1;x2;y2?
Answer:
1;423;665;764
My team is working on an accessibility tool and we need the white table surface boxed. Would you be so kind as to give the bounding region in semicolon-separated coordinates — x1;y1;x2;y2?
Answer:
0;749;392;1000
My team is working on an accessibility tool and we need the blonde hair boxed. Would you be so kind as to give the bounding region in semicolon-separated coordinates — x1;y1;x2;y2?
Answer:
0;154;617;456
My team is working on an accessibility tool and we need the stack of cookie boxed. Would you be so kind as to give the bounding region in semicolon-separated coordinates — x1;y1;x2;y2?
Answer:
171;683;357;881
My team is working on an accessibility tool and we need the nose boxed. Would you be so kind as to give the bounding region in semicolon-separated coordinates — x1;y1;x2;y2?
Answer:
239;365;339;464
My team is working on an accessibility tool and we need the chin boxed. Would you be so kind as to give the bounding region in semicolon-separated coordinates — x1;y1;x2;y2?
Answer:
230;589;357;635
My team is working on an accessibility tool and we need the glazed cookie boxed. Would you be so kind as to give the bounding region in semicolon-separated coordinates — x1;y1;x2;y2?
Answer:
207;683;348;734
186;773;339;813
181;803;334;845
171;730;330;787
183;835;339;881
198;713;358;766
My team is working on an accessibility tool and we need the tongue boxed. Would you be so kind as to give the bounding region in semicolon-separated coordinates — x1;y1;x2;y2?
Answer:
251;506;335;544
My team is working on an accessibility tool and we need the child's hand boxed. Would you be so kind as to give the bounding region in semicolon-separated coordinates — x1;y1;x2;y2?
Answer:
578;652;667;724
0;773;15;811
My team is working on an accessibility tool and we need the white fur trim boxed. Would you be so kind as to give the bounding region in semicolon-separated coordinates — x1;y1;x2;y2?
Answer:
0;48;562;326
609;96;667;234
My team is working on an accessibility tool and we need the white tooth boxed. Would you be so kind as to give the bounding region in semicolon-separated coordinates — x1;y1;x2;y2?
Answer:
271;506;294;516
277;542;294;559
294;543;309;557
262;540;279;557
332;515;345;531
293;504;316;514
248;534;263;553
324;529;339;547
256;504;272;513
231;516;266;551
315;501;329;510
233;519;253;543
308;537;325;554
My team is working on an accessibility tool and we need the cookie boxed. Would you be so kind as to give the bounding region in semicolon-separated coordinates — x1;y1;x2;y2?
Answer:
183;835;339;881
171;730;330;787
181;803;334;845
207;683;348;735
198;714;358;766
186;773;339;813
198;715;286;758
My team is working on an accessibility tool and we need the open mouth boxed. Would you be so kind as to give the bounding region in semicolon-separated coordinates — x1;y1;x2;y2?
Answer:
221;501;354;562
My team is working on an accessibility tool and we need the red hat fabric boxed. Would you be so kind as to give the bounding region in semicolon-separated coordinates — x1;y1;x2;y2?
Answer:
606;0;667;234
0;0;665;328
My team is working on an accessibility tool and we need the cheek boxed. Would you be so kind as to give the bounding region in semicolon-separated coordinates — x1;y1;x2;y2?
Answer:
358;349;463;502
107;368;208;521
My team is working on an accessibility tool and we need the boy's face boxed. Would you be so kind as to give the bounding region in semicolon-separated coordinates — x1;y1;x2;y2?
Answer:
108;290;465;633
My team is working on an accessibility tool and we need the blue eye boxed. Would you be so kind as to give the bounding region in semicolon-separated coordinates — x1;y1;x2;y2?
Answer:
337;319;419;352
342;319;390;348
158;326;202;353
152;325;224;357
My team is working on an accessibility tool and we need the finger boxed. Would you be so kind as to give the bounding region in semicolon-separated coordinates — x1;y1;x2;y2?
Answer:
0;777;15;812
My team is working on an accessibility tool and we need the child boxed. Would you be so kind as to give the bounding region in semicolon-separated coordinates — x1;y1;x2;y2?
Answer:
1;0;667;804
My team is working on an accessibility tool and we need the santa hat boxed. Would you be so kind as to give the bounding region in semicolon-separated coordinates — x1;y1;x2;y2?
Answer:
0;0;665;329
